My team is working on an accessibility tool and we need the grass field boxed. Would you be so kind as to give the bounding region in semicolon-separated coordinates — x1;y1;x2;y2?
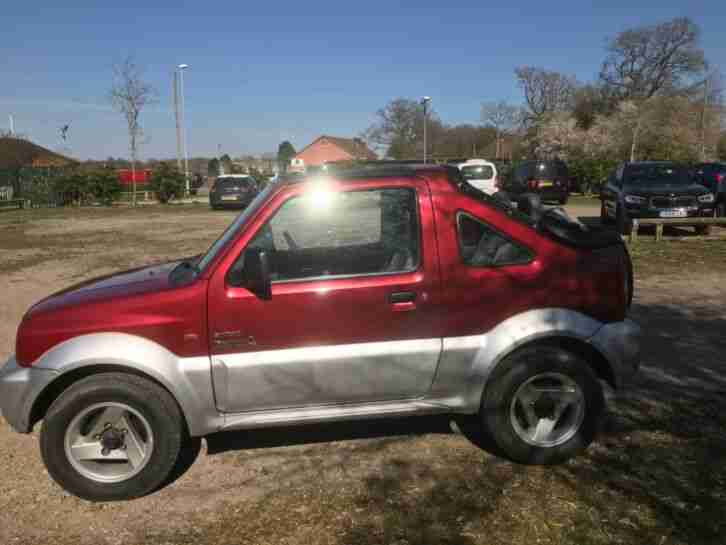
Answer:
1;204;725;545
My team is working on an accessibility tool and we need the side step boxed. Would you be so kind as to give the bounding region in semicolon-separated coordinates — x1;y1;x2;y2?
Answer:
221;399;451;432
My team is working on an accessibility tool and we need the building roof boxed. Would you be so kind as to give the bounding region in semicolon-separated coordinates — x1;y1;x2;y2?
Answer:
296;135;378;161
0;137;76;169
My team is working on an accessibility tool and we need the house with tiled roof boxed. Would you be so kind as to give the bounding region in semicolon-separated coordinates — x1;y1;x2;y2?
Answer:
290;136;377;171
0;137;76;169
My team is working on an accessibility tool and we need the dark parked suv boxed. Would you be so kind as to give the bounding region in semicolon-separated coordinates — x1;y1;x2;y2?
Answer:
601;161;716;234
210;175;259;209
503;160;570;204
693;162;726;217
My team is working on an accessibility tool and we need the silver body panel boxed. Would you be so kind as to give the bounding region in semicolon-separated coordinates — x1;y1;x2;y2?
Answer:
0;309;641;437
212;339;442;413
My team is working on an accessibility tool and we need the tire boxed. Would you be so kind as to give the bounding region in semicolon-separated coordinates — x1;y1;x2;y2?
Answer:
480;345;605;465
717;200;726;221
695;225;711;236
615;204;632;235
559;195;568;206
40;373;184;502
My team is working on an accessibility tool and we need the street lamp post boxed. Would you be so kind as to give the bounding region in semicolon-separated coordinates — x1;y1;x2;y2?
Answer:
177;64;190;196
421;96;431;163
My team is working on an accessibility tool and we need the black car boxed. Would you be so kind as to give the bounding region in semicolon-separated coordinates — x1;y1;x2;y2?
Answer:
600;161;716;235
209;175;259;210
503;160;570;204
693;162;726;217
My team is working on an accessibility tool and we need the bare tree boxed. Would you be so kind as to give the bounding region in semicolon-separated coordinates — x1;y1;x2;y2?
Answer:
599;17;706;101
110;56;157;206
363;98;443;159
481;101;524;158
515;67;578;122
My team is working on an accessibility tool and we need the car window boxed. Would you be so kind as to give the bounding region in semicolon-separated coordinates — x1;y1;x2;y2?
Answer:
457;213;533;267
216;177;255;189
198;185;275;272
534;162;568;178
624;164;690;185
242;187;420;282
461;165;494;181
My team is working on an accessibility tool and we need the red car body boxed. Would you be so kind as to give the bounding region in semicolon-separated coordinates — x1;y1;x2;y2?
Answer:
1;163;639;501
16;168;627;368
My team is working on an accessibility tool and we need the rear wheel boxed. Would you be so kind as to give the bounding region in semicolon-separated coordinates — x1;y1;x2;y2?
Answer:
480;345;604;465
40;373;184;502
717;200;726;220
695;225;712;236
559;195;568;205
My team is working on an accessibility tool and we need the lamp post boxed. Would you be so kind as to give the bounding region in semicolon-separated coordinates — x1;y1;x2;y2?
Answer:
177;64;190;195
421;96;431;163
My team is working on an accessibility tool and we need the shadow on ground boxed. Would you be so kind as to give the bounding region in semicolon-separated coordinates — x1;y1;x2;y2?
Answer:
149;300;726;545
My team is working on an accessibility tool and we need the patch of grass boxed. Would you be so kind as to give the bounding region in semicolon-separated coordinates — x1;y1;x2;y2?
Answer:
630;238;726;277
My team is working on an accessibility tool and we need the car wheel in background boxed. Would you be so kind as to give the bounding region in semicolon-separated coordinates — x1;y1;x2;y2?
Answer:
480;345;605;465
40;373;184;502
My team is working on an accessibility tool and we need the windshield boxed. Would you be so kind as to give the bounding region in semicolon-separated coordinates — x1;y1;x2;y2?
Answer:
461;165;494;181
216;177;255;188
625;164;690;185
197;184;275;272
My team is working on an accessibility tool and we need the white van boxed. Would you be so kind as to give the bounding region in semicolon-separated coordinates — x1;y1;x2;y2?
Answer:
453;159;498;194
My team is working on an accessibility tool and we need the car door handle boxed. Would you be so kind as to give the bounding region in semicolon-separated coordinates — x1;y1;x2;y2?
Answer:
389;292;417;312
389;291;416;304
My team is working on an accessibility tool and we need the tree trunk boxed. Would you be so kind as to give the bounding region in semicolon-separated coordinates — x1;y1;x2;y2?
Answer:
630;119;641;162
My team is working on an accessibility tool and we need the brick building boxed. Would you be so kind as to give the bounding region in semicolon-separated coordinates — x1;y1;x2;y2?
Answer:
290;136;377;171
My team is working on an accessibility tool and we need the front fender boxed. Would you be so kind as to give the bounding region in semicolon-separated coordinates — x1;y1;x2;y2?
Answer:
430;308;607;411
32;333;219;436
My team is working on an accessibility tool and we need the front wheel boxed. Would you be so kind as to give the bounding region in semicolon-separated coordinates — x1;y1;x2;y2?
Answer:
480;345;605;465
40;373;185;502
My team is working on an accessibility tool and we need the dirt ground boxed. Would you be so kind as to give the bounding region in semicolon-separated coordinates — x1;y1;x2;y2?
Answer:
1;202;725;545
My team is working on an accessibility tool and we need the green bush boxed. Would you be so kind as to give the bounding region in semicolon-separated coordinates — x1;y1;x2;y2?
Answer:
86;168;122;205
568;155;618;194
149;163;185;204
52;168;122;206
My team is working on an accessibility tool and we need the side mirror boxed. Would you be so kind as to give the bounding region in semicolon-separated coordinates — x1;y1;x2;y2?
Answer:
243;248;272;300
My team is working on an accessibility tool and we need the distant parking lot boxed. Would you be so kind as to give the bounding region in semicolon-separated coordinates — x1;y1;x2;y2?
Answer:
1;203;726;545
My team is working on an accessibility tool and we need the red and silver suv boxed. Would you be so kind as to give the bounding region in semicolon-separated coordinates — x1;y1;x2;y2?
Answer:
0;165;640;501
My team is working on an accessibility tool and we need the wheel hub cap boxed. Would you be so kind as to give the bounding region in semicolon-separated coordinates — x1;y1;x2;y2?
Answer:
64;402;154;483
509;372;586;448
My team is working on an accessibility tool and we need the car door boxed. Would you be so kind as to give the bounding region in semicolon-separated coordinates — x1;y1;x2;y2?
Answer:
207;179;443;413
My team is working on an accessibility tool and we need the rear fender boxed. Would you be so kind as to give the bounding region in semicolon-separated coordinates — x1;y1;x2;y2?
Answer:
431;308;605;411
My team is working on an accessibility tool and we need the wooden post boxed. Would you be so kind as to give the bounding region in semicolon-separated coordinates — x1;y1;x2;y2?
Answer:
629;219;639;244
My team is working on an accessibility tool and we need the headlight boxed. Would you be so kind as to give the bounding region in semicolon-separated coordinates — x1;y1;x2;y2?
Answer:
698;193;715;203
624;195;646;205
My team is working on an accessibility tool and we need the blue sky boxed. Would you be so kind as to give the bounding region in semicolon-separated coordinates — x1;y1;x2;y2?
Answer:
1;0;725;160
